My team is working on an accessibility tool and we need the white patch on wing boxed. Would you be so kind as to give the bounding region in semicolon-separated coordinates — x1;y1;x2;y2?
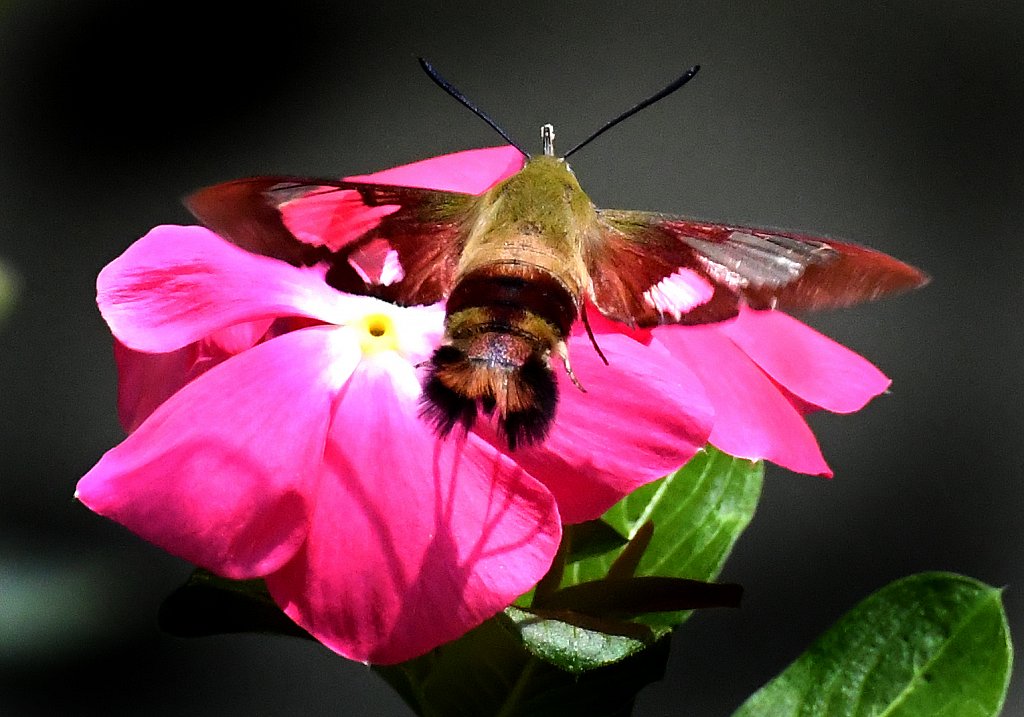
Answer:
642;268;715;320
378;248;405;286
348;239;406;286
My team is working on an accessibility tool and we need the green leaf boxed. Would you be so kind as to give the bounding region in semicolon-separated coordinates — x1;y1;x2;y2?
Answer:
564;447;762;630
502;606;654;673
508;448;759;672
564;519;629;563
0;259;19;326
376;615;671;717
733;572;1012;717
159;569;308;639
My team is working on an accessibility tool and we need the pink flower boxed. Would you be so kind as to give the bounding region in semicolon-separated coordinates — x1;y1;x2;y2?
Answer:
79;157;717;666
77;146;888;664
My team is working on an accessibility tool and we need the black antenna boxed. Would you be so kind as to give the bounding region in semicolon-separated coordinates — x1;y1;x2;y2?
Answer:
564;65;701;158
418;58;530;158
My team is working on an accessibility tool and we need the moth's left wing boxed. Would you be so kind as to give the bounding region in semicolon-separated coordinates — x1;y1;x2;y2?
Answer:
586;209;928;328
186;177;479;305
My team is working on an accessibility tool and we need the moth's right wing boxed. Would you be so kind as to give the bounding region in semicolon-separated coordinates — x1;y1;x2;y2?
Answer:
586;209;927;328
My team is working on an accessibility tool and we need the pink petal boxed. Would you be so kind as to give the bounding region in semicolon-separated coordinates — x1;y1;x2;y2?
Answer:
114;319;275;431
266;355;560;664
207;318;274;355
581;302;655;344
77;327;358;577
499;332;715;524
347;145;526;194
655;324;832;476
114;340;197;432
722;308;891;413
98;225;385;353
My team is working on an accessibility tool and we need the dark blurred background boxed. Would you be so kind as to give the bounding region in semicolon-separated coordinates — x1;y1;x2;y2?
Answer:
1;1;1021;714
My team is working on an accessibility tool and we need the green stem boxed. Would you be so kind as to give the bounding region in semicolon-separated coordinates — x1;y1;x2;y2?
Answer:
494;655;542;717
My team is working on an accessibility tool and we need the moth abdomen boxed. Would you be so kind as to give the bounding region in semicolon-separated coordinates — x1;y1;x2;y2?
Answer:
420;263;575;448
420;336;558;450
444;264;578;336
420;344;482;436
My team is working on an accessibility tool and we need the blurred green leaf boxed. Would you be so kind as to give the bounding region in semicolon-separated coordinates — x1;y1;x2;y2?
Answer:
0;259;19;326
732;572;1012;717
159;569;308;639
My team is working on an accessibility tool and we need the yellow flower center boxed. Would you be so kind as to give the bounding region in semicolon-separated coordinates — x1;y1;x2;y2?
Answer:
355;312;400;355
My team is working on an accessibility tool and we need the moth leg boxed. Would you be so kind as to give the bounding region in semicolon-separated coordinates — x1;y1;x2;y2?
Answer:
556;341;587;393
580;302;610;366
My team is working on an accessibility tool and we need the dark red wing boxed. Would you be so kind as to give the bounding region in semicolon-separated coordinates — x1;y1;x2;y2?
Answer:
185;177;478;305
584;211;742;327
185;177;332;266
587;209;928;328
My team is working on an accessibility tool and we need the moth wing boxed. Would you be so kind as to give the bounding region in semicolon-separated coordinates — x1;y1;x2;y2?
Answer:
185;177;330;266
587;209;928;328
185;177;479;305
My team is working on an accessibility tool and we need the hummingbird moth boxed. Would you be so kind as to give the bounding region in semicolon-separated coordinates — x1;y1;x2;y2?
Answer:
185;61;927;448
